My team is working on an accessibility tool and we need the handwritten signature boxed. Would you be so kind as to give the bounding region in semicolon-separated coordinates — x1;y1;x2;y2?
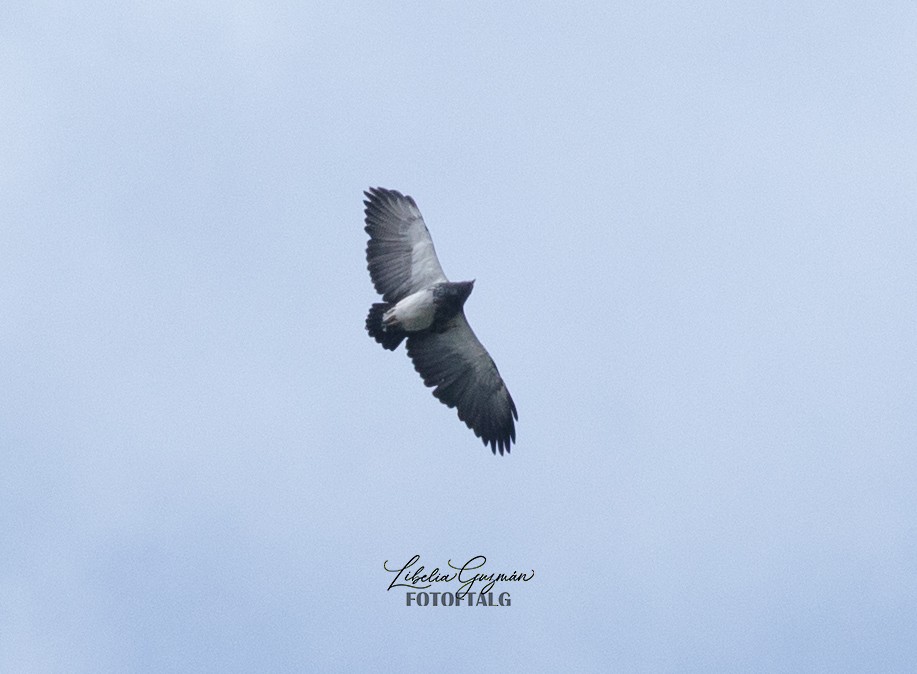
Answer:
383;554;534;598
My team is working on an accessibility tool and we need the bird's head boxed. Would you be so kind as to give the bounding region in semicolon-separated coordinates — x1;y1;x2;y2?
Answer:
436;280;475;308
457;279;475;303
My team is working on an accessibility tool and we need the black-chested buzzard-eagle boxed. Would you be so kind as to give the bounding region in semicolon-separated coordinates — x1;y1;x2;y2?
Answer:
363;187;518;455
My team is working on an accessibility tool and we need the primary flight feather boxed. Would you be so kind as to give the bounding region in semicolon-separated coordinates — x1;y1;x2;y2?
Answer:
363;187;518;455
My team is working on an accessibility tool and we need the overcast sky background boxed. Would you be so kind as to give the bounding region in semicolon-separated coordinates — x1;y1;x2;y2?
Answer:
2;1;916;671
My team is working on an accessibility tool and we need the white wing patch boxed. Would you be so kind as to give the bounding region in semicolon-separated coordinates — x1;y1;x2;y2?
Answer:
411;238;443;289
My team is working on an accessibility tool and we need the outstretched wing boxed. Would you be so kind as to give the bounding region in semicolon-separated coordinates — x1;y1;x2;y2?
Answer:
364;187;449;303
406;313;518;455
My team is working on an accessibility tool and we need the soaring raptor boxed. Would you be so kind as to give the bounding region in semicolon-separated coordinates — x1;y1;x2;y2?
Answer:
363;187;518;455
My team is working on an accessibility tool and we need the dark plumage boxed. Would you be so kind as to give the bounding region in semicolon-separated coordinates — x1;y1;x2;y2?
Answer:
363;187;518;455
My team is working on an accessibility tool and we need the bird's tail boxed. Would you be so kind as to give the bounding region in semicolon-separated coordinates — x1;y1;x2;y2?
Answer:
366;303;406;351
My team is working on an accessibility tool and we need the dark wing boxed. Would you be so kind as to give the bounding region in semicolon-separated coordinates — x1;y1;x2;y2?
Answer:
406;312;518;455
364;187;448;303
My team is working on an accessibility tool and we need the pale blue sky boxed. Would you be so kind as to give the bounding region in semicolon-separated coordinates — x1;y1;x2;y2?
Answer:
2;2;916;671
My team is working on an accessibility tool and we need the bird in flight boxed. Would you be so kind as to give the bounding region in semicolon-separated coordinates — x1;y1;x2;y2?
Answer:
363;187;518;455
